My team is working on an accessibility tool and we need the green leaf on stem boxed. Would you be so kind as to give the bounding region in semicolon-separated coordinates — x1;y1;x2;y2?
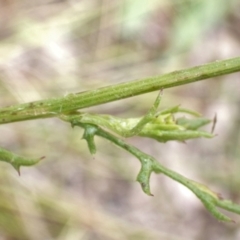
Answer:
63;117;240;222
0;147;43;175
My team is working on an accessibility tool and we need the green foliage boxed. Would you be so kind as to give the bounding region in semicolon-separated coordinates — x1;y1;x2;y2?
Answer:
60;94;240;222
0;147;44;175
0;57;240;222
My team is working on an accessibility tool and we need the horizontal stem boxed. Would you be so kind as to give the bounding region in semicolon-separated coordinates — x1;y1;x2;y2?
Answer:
1;56;240;124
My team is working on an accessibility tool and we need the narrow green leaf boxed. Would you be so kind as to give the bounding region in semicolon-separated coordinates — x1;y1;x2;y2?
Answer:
0;147;43;175
136;158;154;196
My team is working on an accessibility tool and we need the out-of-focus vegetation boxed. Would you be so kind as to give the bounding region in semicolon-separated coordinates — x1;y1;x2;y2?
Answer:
0;0;240;239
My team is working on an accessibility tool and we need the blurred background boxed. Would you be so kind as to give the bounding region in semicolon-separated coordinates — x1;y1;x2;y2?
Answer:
0;0;240;239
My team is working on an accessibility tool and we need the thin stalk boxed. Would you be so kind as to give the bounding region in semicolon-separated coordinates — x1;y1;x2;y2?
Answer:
1;56;240;124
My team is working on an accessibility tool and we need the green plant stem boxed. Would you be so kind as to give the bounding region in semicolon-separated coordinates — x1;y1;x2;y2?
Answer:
1;57;240;124
76;122;240;222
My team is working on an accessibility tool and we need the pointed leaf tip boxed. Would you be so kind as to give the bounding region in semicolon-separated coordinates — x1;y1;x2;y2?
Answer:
12;164;21;176
140;182;153;196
